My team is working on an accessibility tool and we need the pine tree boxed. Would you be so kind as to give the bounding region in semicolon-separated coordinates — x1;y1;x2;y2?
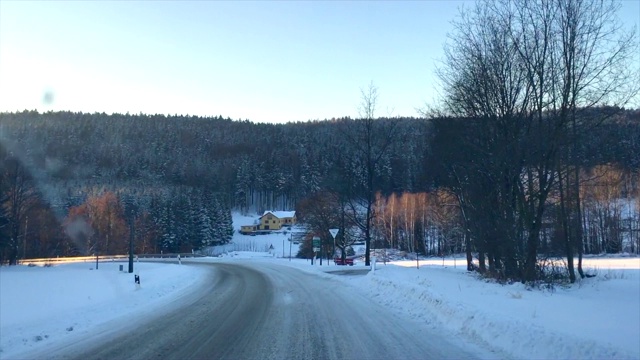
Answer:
197;206;214;249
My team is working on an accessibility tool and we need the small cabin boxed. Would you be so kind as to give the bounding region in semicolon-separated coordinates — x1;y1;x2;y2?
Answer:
240;225;258;234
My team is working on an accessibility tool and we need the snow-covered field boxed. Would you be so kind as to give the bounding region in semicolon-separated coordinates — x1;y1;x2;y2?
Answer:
0;261;210;359
2;255;637;359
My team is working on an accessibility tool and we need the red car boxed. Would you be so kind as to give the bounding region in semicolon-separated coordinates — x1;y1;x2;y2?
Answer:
333;257;354;266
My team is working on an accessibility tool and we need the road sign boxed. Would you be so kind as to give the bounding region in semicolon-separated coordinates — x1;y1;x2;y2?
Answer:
329;229;339;258
313;247;320;252
313;236;320;247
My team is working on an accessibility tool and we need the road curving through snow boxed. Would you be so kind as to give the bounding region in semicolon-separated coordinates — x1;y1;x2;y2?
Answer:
19;261;489;360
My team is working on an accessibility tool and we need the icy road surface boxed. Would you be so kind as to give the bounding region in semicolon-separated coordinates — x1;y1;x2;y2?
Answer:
24;262;483;360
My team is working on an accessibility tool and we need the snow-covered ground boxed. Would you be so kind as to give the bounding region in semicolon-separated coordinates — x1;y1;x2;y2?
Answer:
350;258;640;360
0;261;210;359
213;251;640;359
213;254;640;359
1;256;639;359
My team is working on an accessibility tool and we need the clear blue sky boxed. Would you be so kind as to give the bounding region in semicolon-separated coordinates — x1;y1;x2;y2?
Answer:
1;1;638;123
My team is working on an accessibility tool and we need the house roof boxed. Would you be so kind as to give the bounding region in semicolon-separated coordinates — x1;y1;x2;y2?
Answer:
261;210;296;219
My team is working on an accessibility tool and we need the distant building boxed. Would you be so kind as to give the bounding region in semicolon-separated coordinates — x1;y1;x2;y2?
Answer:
240;225;258;234
258;211;296;231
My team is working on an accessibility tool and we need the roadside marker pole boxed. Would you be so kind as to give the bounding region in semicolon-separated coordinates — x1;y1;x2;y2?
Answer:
289;235;292;261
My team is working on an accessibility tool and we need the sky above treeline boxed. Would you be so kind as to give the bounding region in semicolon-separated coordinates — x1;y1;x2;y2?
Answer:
1;1;638;123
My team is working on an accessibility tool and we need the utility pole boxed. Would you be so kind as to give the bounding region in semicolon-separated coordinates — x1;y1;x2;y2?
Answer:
320;241;323;266
289;233;292;261
23;215;28;259
129;209;134;273
96;235;99;270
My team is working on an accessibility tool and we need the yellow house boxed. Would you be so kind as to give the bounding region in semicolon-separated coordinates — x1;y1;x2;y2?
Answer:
258;211;296;231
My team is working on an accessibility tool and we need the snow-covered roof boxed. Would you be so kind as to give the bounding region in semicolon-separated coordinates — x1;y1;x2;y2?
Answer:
261;210;296;219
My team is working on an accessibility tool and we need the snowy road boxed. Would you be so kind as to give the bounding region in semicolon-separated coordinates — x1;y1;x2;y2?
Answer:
32;262;479;360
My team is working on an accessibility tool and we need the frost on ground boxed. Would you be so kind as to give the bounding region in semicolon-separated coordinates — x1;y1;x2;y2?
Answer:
0;261;209;359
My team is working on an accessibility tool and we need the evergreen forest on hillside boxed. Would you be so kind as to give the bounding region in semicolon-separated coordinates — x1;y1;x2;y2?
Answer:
1;109;639;273
1;0;639;284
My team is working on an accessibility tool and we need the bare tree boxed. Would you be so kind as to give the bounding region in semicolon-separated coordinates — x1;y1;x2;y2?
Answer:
342;82;398;266
435;1;531;279
550;0;638;281
297;191;357;261
0;161;9;264
1;157;37;265
434;0;638;282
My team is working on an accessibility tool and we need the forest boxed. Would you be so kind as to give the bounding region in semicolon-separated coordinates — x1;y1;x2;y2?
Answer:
0;107;638;275
1;0;639;284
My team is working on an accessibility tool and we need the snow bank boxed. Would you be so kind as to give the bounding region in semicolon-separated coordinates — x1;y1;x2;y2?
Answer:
335;258;640;360
0;261;209;359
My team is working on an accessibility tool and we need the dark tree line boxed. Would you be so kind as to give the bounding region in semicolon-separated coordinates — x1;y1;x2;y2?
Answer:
0;107;638;266
0;136;234;263
0;111;429;210
0;1;638;276
430;0;638;283
0;107;426;263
